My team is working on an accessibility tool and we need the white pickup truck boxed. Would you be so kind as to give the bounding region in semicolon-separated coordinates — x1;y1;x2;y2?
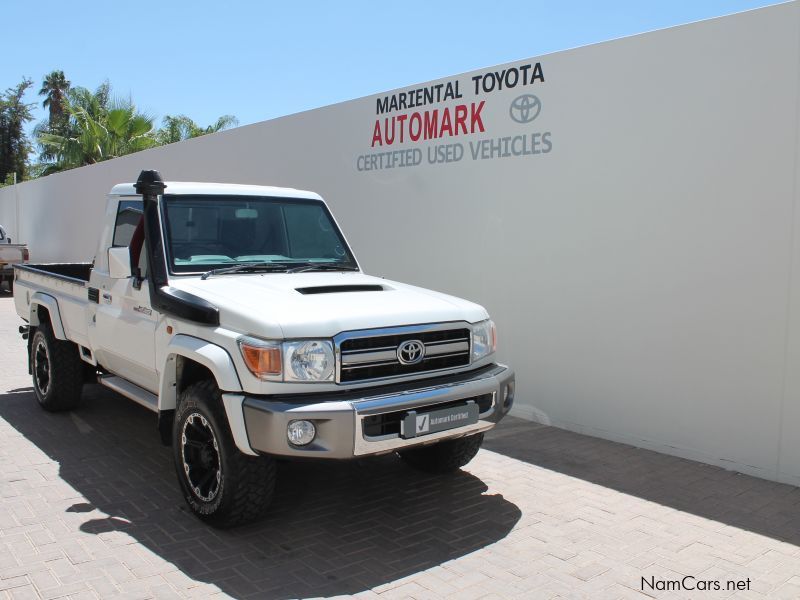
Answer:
13;170;515;527
0;224;28;292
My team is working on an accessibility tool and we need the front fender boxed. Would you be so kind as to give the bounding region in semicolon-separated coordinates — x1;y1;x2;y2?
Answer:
159;334;242;411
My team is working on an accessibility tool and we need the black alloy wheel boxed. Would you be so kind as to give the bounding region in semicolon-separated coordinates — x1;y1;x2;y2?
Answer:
33;336;52;396
180;412;222;503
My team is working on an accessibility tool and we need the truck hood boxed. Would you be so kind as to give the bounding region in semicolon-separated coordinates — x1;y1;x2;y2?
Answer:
168;272;488;338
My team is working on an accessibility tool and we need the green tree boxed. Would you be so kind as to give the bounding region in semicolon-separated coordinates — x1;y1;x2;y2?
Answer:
157;114;238;145
38;70;71;134
0;78;34;184
37;81;158;173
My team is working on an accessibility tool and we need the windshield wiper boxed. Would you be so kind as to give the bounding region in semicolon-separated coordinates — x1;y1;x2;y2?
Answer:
286;263;360;274
200;262;290;280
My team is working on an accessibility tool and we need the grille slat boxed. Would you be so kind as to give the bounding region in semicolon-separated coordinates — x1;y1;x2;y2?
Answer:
425;337;470;346
339;326;471;383
341;359;399;370
422;341;470;357
343;345;399;355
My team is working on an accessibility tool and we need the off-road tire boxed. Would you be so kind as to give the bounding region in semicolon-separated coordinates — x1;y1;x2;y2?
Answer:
30;323;84;411
398;433;485;474
173;379;276;528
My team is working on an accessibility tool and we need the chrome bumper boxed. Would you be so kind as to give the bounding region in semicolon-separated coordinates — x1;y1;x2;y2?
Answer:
236;364;515;459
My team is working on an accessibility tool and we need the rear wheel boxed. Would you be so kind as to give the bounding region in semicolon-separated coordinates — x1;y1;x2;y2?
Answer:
173;380;276;528
398;433;484;474
30;323;84;411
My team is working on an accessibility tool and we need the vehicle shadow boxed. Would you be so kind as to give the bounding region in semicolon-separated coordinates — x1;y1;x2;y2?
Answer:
484;417;800;546
0;386;521;599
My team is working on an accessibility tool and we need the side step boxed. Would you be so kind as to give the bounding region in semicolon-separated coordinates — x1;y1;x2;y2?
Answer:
98;375;158;413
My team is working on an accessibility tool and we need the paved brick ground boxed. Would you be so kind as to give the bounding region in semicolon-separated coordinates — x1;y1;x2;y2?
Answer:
1;292;800;599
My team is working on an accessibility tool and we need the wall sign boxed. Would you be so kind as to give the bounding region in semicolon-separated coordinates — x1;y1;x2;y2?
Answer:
356;62;552;172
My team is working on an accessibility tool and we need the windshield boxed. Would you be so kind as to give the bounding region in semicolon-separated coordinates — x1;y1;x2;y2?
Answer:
162;194;358;274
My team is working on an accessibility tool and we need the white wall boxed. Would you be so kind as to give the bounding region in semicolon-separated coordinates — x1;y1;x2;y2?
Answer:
3;3;800;485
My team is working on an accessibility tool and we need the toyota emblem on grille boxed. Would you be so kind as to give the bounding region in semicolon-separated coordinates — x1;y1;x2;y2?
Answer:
397;339;425;365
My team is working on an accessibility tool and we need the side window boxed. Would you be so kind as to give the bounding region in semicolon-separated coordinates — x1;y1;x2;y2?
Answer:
112;200;143;247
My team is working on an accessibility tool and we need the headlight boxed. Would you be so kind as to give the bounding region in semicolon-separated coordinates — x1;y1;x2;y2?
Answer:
239;337;334;382
471;319;496;362
283;340;335;382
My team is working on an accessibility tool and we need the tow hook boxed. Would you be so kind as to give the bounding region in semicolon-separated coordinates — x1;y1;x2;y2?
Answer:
19;325;29;340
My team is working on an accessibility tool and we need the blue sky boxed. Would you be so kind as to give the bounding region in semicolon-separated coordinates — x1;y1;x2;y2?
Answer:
3;0;781;137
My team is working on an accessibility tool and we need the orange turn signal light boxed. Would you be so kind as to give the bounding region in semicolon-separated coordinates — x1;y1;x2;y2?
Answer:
240;341;282;378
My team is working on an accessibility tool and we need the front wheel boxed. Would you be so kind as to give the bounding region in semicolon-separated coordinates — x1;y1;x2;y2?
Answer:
398;432;484;474
173;380;276;528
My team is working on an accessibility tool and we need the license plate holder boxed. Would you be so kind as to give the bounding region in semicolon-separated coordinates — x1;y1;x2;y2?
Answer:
401;400;479;439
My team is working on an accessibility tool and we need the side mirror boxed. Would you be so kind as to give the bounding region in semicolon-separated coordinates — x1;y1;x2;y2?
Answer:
108;246;132;279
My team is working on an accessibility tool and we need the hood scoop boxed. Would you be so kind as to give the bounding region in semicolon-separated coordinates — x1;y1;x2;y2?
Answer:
295;284;385;295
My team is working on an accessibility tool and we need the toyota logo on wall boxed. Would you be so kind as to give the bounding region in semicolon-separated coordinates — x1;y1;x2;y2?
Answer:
397;339;425;365
509;94;542;123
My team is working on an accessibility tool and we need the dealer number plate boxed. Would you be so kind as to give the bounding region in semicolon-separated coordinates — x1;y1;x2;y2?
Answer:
401;401;479;439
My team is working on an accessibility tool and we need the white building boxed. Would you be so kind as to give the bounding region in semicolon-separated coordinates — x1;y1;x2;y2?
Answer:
3;2;800;485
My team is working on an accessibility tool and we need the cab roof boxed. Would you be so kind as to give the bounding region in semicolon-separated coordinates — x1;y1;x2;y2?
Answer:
109;181;323;201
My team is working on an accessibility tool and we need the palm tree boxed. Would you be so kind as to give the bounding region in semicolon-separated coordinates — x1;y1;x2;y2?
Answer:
37;82;158;173
157;115;196;145
103;99;158;159
157;114;238;145
204;114;238;135
38;71;70;134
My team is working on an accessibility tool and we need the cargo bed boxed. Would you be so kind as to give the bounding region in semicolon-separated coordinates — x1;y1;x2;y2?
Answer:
13;262;94;348
15;262;92;284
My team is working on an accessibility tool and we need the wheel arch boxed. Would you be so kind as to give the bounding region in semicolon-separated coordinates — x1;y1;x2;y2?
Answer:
159;335;242;412
29;292;67;340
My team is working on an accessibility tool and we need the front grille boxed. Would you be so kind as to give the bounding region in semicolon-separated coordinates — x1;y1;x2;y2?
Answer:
339;326;471;383
361;394;494;438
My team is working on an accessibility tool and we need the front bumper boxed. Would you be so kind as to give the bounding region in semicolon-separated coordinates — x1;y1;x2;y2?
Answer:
224;364;515;459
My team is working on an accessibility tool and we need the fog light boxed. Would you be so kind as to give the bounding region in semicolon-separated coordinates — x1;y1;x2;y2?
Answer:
287;420;316;446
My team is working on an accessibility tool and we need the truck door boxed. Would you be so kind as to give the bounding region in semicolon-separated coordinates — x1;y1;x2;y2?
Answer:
93;203;160;393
